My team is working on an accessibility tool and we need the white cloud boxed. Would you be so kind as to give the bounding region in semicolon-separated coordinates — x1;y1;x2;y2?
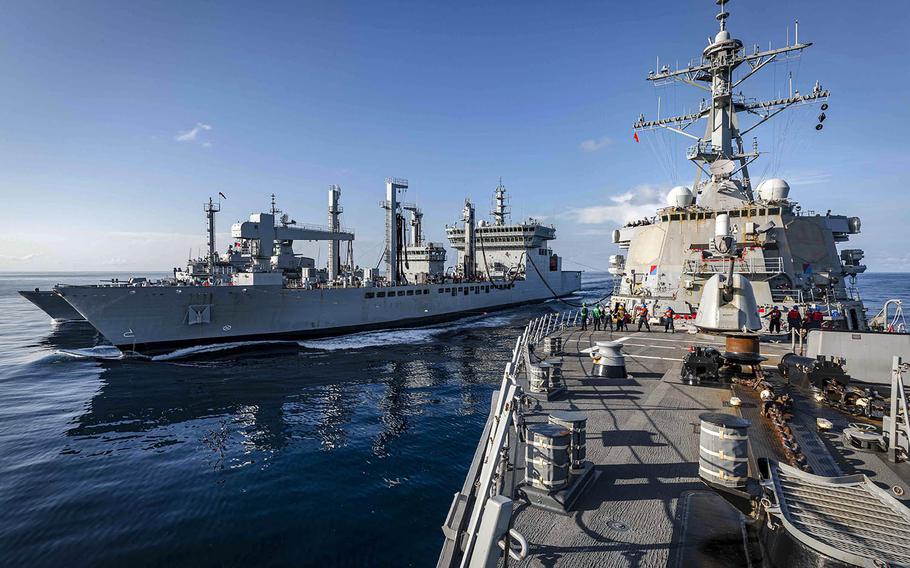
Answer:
175;122;213;144
780;171;831;186
579;136;613;152
571;184;666;225
0;253;38;261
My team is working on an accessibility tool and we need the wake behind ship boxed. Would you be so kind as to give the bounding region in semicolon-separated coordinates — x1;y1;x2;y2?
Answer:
55;179;580;354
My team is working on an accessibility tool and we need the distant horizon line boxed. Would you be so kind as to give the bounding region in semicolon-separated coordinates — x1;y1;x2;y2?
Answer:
2;270;909;275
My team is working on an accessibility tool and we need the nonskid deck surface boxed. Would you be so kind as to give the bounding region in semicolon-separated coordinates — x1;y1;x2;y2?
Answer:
507;328;910;568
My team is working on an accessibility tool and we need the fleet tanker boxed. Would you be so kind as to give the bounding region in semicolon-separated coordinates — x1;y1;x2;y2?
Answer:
46;179;580;354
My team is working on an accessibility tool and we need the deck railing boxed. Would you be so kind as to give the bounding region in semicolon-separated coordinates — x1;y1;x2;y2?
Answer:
437;310;579;568
683;256;783;275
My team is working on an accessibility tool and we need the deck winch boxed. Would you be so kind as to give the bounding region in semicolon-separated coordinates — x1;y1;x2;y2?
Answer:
778;353;850;389
681;346;722;383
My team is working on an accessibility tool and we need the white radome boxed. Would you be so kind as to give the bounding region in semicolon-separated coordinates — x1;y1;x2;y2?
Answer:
757;178;790;202
666;186;694;208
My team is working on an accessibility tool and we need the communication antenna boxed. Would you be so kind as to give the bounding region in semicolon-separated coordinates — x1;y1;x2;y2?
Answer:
632;0;829;207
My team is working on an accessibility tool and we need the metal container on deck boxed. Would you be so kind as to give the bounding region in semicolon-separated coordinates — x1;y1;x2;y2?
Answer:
528;362;552;393
525;423;571;491
548;410;587;474
543;336;563;357
544;358;563;389
698;412;750;488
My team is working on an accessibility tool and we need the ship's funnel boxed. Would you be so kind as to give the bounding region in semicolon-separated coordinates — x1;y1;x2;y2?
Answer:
694;273;762;332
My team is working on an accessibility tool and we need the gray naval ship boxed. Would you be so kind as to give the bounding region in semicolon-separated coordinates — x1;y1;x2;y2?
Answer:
605;2;867;332
439;2;910;568
40;179;580;354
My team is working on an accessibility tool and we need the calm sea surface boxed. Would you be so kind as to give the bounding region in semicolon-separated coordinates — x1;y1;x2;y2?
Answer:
0;272;906;567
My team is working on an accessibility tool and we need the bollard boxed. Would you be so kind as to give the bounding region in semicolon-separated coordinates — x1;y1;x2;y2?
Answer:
593;341;627;378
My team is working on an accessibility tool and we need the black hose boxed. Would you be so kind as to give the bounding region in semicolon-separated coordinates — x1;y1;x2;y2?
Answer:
525;253;612;308
477;232;524;289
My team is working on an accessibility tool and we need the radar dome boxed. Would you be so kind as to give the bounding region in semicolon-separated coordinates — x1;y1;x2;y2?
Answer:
756;178;790;202
715;30;731;43
666;186;695;208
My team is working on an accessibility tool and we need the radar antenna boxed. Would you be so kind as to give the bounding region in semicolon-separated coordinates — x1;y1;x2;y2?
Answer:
633;0;829;209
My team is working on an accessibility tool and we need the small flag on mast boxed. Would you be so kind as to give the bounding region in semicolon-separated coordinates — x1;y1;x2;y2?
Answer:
218;191;227;199
633;132;640;143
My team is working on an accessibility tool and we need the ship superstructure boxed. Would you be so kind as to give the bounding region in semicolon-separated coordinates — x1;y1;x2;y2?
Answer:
610;0;867;330
44;179;580;354
446;182;564;290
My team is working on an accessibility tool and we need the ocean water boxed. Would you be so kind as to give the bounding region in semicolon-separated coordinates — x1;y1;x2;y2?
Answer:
0;271;906;567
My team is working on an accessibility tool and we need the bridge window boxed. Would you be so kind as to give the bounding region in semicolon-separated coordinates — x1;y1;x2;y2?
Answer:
365;292;375;299
397;290;405;296
406;290;414;296
376;291;386;298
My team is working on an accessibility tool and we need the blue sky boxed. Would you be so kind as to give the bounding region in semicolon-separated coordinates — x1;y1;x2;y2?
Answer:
0;1;907;272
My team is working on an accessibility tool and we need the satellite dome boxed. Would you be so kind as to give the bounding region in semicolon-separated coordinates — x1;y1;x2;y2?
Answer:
756;178;790;202
715;30;731;43
666;186;695;208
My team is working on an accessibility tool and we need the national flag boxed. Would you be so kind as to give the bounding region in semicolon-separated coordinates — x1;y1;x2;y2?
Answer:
633;132;640;143
649;264;657;275
803;263;813;274
218;191;227;199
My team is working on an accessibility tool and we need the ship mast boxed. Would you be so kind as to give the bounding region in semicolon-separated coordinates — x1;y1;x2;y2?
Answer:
491;179;510;226
204;197;220;277
633;0;829;209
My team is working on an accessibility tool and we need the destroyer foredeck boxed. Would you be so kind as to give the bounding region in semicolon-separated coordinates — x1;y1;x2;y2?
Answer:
444;326;910;568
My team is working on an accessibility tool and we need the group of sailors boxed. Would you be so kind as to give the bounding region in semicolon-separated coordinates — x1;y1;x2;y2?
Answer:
580;302;676;333
623;217;654;228
764;305;826;334
579;301;828;336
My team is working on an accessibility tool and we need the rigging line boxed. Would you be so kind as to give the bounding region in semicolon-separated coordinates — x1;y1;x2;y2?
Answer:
562;258;610;273
525;252;612;308
476;230;524;289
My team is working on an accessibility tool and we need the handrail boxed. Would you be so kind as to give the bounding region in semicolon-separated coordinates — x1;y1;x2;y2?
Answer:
683;256;783;275
887;357;910;463
439;310;578;568
870;299;906;333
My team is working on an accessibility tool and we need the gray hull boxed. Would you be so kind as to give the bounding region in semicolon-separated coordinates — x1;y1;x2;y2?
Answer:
60;271;581;353
19;290;86;322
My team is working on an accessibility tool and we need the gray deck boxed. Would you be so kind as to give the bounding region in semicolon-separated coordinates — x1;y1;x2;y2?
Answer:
507;327;910;567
